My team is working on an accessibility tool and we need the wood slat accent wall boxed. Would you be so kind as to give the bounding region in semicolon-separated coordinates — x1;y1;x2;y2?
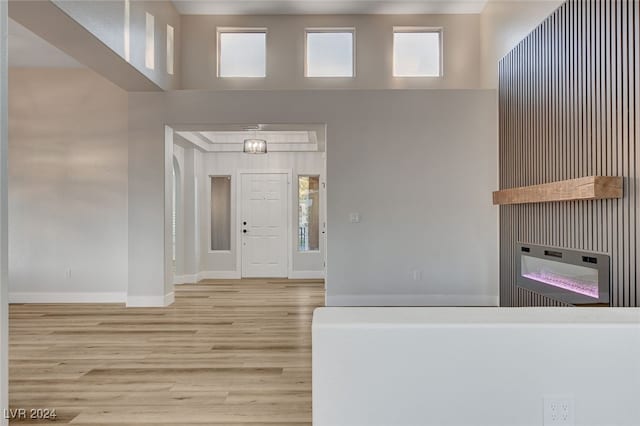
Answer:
499;0;639;307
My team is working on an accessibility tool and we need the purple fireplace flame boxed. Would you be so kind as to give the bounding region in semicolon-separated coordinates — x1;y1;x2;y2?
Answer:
522;271;599;299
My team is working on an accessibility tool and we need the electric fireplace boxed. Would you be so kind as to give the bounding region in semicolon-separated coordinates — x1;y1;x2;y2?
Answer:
516;243;610;305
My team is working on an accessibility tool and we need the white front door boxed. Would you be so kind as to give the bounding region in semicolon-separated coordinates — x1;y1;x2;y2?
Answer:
240;173;288;277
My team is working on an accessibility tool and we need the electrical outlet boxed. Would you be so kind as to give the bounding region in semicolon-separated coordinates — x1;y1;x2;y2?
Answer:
544;396;574;426
412;270;422;281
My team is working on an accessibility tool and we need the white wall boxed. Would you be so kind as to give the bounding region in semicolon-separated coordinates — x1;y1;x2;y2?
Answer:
195;150;325;278
0;1;8;421
127;92;170;305
480;0;563;89
313;307;640;425
9;68;128;302
178;142;201;281
172;143;185;279
180;14;482;90
129;89;498;306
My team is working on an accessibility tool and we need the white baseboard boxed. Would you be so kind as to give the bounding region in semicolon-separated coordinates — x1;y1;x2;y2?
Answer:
127;291;175;308
326;294;499;307
164;291;175;306
9;292;126;304
180;270;323;281
197;271;241;280
174;274;198;285
289;270;325;279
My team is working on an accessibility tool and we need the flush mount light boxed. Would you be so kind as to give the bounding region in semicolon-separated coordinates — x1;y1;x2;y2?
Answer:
243;138;267;154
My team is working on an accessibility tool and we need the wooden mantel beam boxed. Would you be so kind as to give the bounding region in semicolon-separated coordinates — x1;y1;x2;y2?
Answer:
492;176;623;205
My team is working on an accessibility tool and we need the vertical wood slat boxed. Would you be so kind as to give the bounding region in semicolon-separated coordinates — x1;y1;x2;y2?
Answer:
498;0;638;307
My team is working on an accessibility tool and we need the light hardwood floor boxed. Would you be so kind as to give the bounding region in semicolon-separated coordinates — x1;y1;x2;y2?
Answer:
9;279;325;425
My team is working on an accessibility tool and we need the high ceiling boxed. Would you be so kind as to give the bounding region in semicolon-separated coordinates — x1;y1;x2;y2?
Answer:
172;0;489;15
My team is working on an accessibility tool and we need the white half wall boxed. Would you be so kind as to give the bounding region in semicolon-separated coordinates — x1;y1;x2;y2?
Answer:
0;1;8;421
313;307;640;426
9;68;128;303
129;89;498;306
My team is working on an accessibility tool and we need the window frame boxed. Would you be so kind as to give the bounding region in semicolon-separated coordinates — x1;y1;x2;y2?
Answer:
304;27;356;78
217;27;268;78
392;26;443;78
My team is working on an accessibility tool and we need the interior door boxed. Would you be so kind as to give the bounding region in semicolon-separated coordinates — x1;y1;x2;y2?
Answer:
241;173;288;277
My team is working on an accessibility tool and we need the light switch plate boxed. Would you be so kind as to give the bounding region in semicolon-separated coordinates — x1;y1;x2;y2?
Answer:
349;213;360;223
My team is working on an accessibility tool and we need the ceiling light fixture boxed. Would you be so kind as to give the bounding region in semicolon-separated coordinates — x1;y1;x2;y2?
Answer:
243;129;267;154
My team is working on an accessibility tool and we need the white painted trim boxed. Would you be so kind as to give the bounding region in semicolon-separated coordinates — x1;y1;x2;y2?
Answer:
198;270;241;280
164;291;175;306
327;294;499;307
174;274;198;284
289;270;325;279
127;292;174;308
9;292;126;304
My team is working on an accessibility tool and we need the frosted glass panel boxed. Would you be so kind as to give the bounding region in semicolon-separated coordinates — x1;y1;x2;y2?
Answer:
219;32;266;77
166;24;174;75
306;31;354;77
145;13;154;69
393;30;441;77
298;176;320;251
211;176;231;251
124;0;130;61
521;255;599;298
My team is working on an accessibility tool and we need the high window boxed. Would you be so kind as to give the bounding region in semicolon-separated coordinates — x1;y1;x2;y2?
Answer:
305;29;355;77
166;24;174;75
393;27;442;77
218;29;267;77
145;12;155;69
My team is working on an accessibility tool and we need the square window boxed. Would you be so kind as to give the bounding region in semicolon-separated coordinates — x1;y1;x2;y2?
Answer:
393;29;442;77
306;30;354;77
218;30;266;78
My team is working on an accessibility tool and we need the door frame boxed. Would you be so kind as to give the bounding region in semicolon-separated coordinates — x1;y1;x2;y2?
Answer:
236;169;292;278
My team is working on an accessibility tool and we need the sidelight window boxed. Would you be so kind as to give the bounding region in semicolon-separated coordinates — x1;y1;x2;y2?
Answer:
298;176;320;251
211;176;231;251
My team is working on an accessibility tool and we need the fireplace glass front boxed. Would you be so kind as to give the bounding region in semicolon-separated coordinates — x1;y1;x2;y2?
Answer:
516;244;610;305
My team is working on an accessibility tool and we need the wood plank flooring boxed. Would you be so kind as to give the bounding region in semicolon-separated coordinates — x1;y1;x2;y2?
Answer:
8;278;325;425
